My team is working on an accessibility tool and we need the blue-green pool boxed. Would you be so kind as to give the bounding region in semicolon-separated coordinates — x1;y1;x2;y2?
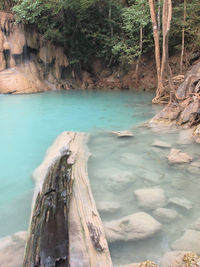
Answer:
0;90;158;238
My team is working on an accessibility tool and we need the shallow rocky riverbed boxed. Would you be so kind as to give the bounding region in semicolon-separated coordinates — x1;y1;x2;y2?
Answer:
88;125;200;265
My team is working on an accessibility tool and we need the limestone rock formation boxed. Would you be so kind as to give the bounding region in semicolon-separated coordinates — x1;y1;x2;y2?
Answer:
168;197;192;212
150;62;200;127
112;131;134;137
134;187;166;210
97;201;121;215
0;62;48;94
167;148;192;164
191;218;200;231
96;168;136;191
153;208;179;223
152;140;171;148
171;230;200;254
104;212;162;243
117;261;158;267
0;231;27;267
160;251;191;267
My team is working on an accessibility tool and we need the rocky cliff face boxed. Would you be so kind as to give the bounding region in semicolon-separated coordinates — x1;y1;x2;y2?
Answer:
0;11;71;94
0;12;158;93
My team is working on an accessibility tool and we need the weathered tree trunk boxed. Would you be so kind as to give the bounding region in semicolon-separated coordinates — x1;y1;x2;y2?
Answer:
23;132;112;267
157;0;161;37
150;0;174;104
135;26;143;85
180;0;186;74
149;0;163;103
161;0;175;103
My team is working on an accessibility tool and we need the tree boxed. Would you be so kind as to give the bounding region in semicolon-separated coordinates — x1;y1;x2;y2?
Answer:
149;0;174;104
180;0;186;73
148;0;163;103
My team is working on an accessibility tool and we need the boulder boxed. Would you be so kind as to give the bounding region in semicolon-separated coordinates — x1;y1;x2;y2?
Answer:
97;169;136;191
97;201;121;215
191;161;200;168
194;125;200;136
153;208;179;223
168;197;192;212
152;140;171;148
177;129;194;145
117;261;158;267
0;231;27;267
104;212;162;243
160;251;191;267
134;187;166;210
167;149;192;164
171;230;200;254
187;166;199;174
112;131;134;137
191;217;200;231
0;62;49;94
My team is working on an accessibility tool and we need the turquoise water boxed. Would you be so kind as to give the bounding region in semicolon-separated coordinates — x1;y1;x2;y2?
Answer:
0;90;158;238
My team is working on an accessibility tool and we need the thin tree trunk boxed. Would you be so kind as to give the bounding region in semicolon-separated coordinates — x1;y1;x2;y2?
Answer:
180;0;186;74
157;0;161;37
108;0;113;67
135;26;143;85
161;0;175;102
149;0;163;103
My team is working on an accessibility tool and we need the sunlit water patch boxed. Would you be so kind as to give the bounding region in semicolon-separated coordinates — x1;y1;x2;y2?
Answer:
0;90;158;238
88;127;200;265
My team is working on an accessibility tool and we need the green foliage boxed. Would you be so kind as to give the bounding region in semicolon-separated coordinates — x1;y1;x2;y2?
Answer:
112;0;153;64
5;0;200;68
170;0;200;53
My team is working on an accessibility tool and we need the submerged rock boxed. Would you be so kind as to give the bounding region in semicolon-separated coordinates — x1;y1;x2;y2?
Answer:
191;217;200;231
167;148;192;164
97;201;121;215
168;197;193;212
134;187;166;210
153;208;179;223
160;251;191;267
0;231;27;267
171;230;200;254
112;131;134;137
178;129;194;145
104;212;162;243
152;140;172;148
117;261;158;267
97;168;136;191
191;161;200;168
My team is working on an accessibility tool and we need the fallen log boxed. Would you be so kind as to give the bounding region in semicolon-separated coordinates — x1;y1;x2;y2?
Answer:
23;132;112;267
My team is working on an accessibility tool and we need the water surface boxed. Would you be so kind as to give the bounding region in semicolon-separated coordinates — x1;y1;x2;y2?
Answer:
0;90;157;237
88;127;200;265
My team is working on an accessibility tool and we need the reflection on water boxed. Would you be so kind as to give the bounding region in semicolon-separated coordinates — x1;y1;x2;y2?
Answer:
88;127;200;265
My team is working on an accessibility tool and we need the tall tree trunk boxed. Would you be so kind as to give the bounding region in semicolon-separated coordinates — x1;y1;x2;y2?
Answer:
108;0;113;67
135;26;143;85
161;0;175;103
157;0;161;37
149;0;163;103
180;0;186;74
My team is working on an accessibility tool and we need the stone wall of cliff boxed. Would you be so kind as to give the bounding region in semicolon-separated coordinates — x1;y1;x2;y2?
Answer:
0;11;71;94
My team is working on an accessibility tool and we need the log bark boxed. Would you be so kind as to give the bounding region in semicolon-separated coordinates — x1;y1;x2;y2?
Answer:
23;132;112;267
68;134;112;267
